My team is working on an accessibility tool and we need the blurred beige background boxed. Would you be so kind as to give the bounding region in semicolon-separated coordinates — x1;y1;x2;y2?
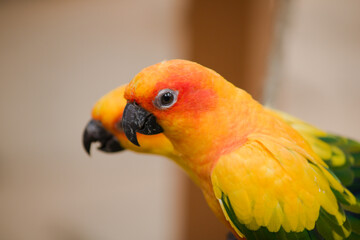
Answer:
0;1;188;240
269;1;360;139
0;1;359;240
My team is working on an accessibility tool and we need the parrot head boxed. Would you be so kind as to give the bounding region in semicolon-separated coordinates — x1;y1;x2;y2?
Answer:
82;85;177;158
122;59;256;160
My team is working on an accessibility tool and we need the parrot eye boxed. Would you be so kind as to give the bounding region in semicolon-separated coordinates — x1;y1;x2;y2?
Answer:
154;89;178;110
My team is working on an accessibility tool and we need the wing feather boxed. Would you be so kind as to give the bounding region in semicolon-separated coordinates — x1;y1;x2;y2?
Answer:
211;132;354;239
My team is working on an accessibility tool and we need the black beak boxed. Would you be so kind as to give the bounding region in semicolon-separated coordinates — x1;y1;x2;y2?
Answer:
82;119;124;155
122;102;163;146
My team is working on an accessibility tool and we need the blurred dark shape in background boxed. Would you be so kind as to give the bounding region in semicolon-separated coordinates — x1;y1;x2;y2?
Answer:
186;1;279;239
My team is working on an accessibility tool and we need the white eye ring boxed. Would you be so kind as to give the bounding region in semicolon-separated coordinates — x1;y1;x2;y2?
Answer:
153;88;179;110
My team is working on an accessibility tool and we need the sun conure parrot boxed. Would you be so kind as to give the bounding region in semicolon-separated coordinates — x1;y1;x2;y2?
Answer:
83;85;179;160
83;60;360;240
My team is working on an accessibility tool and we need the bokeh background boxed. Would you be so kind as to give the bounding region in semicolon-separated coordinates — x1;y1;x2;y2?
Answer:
0;1;359;240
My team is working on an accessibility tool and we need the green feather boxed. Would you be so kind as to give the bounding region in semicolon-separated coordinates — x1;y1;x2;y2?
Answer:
348;232;360;240
332;168;355;186
315;207;351;240
347;213;360;235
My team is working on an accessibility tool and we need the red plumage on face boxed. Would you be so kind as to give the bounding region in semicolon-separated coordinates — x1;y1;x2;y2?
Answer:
123;60;224;141
153;81;217;113
126;63;218;118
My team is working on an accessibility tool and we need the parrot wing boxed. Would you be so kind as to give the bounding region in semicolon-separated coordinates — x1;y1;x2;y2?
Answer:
272;110;360;194
211;132;359;240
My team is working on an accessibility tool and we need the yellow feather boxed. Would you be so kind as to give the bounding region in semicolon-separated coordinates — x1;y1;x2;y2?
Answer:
262;195;278;227
306;136;333;160
267;202;284;232
283;195;300;231
231;189;252;224
330;145;346;167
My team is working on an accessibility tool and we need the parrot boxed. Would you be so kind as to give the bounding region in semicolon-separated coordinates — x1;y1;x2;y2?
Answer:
82;60;360;240
83;84;179;160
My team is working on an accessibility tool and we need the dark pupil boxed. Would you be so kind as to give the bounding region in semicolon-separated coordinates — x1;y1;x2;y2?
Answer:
161;92;174;105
